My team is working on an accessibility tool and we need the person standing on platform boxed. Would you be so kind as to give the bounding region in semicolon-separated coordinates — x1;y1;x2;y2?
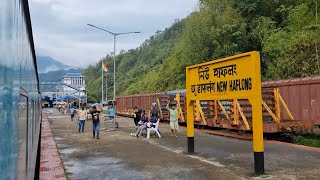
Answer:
77;106;87;133
150;102;159;124
133;107;141;126
109;103;115;118
90;106;101;139
106;103;116;131
108;104;116;120
166;101;180;137
70;106;76;121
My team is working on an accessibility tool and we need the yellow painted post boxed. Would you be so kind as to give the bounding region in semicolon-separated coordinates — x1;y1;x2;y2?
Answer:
186;66;194;153
280;98;294;120
274;88;281;121
186;51;264;173
195;100;200;121
262;100;280;123
218;100;230;120
250;98;264;174
197;101;207;125
278;93;295;120
175;93;185;122
233;99;239;125
156;97;163;119
186;100;194;153
235;100;250;130
214;100;218;121
251;52;264;174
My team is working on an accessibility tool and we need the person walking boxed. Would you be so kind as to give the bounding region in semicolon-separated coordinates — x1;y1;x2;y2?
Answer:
62;103;66;115
90;106;101;139
70;106;76;121
166;101;180;137
77;106;87;133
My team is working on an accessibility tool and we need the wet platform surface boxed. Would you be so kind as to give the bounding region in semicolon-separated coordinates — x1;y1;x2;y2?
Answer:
45;109;320;180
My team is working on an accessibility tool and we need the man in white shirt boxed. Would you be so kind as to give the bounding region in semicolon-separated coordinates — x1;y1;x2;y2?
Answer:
78;106;87;132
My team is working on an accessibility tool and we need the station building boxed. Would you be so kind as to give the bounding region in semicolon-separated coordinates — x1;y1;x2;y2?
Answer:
62;73;86;96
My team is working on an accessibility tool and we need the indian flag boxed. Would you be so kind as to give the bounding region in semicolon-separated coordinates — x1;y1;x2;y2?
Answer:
102;63;109;72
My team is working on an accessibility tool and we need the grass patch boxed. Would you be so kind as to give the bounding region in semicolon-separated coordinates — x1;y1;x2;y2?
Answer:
295;133;320;148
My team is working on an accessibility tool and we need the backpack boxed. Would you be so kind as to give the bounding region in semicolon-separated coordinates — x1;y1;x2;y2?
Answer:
151;108;158;117
70;108;75;115
92;113;99;121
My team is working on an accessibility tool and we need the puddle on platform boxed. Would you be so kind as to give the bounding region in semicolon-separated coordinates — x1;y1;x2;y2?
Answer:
64;156;153;180
54;137;64;141
48;115;70;119
59;147;82;155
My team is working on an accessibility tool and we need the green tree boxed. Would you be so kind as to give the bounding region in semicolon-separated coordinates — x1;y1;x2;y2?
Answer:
83;0;320;100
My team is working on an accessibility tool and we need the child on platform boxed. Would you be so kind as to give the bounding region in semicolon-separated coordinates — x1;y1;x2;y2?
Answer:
166;101;180;137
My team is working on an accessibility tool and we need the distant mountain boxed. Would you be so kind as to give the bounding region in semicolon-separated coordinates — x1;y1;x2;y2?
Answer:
39;68;84;82
37;56;71;73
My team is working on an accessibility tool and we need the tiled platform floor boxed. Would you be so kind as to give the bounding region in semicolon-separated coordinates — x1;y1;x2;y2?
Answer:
40;115;67;180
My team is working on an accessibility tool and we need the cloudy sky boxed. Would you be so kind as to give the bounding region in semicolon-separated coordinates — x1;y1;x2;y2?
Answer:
29;0;198;67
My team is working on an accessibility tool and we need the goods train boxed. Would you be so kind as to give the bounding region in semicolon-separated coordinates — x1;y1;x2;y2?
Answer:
116;76;320;134
0;1;42;179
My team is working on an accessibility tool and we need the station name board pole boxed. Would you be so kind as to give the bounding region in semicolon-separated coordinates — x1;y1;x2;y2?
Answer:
186;51;264;174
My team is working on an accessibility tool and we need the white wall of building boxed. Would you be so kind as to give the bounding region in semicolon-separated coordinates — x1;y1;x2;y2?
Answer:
62;74;86;96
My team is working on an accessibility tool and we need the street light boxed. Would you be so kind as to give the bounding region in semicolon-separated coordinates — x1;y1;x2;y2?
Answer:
87;23;140;100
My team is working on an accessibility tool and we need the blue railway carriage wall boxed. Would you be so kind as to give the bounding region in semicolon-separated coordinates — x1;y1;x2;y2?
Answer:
0;0;41;179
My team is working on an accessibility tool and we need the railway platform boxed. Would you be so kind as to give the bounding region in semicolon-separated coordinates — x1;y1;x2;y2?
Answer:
44;109;320;180
40;114;67;180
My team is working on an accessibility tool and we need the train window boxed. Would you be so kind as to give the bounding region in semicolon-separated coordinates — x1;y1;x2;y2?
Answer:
18;95;28;180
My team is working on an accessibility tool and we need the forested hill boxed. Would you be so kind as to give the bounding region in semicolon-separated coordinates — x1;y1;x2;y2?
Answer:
84;0;320;103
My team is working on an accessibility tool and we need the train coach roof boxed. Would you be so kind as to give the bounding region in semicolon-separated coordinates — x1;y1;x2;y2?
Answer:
262;76;320;87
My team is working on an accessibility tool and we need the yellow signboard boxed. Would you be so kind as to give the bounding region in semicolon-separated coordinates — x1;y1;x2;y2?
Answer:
185;51;264;174
186;51;261;100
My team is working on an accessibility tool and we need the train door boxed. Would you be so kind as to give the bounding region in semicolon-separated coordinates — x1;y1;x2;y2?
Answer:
18;92;28;180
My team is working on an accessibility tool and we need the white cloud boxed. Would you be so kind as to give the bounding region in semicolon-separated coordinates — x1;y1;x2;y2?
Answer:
29;0;198;67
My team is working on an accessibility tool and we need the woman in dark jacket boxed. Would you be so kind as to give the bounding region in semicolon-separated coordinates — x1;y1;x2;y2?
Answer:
134;110;149;138
133;107;141;126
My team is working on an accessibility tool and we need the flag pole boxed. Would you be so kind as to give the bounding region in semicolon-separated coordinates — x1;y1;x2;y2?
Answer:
101;61;104;103
102;63;109;104
106;72;108;103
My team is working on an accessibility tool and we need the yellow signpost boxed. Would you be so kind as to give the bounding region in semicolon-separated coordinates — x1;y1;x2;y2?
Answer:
186;51;264;174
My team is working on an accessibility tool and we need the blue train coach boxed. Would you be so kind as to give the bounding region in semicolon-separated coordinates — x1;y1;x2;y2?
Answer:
0;0;42;179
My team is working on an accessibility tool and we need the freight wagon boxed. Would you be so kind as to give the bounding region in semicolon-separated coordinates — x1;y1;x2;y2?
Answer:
116;76;320;134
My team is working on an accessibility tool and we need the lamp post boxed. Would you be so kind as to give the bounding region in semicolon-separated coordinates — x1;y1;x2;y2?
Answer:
87;24;140;100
